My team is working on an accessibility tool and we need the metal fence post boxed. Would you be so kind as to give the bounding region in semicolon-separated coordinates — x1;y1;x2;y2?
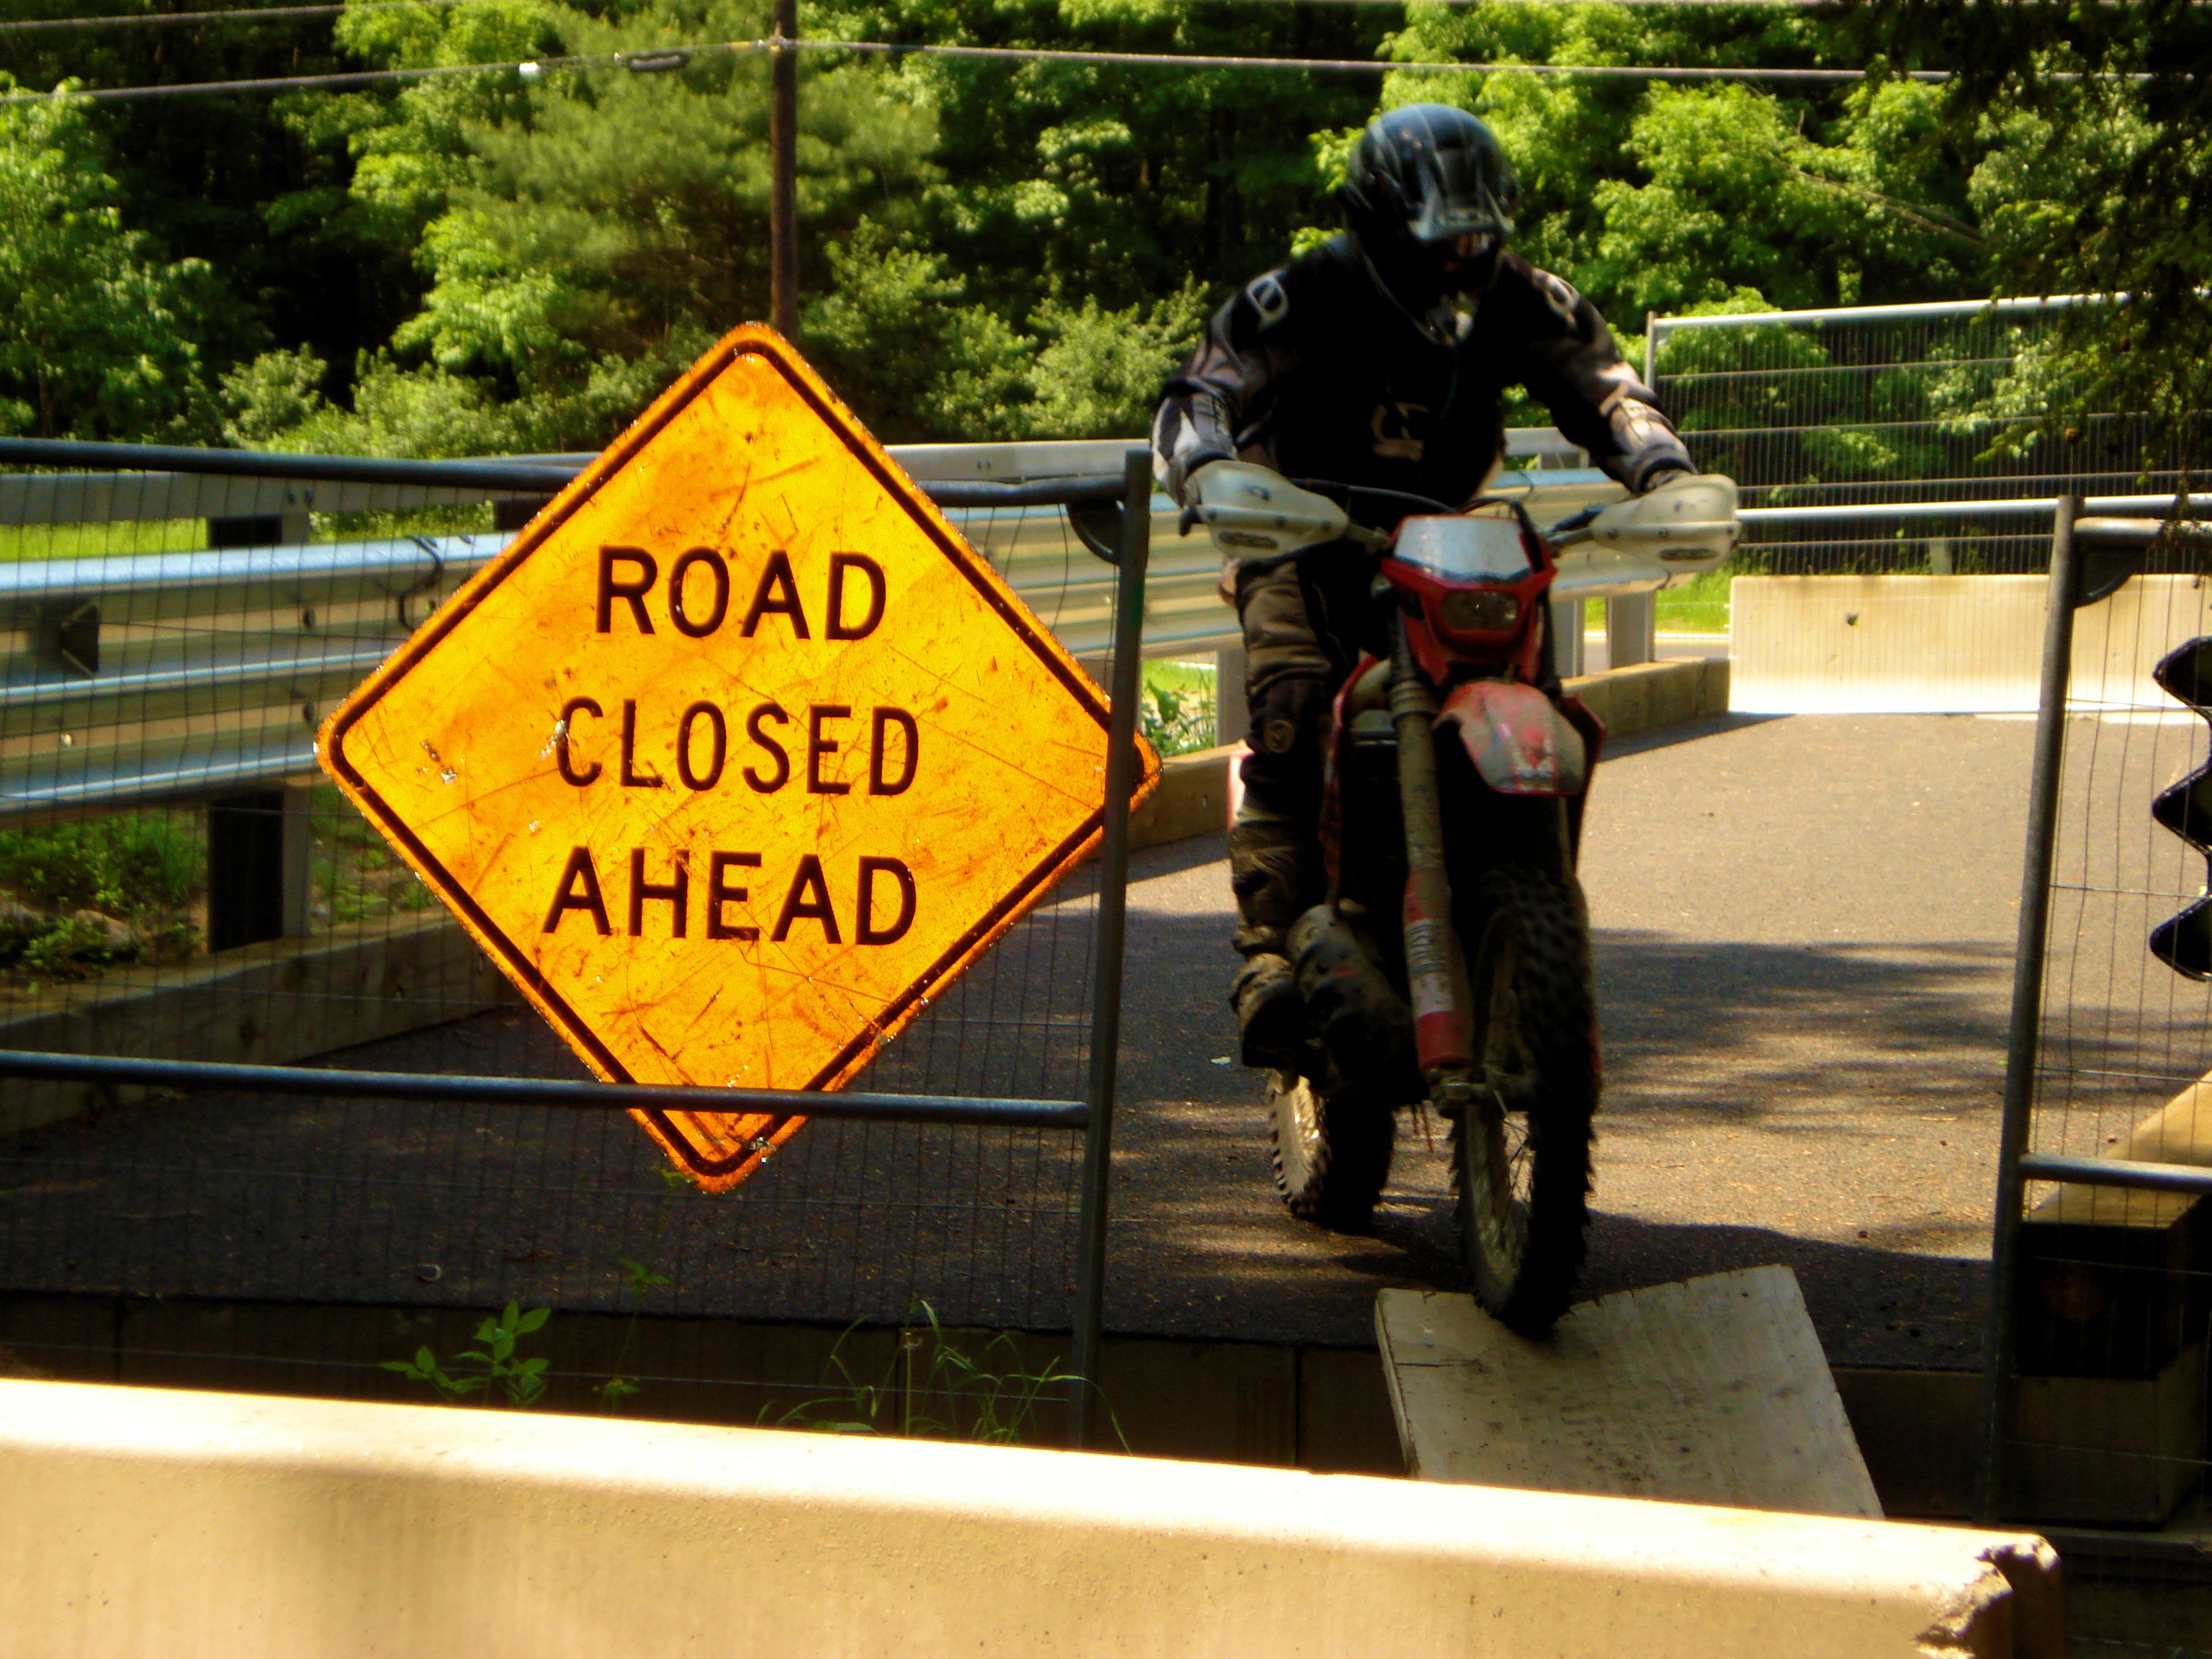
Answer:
1974;495;2082;1521
1067;449;1149;1449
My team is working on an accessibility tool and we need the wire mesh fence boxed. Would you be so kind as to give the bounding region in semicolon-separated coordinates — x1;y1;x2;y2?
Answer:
1652;300;2191;583
0;447;1147;1433
1980;533;2212;1649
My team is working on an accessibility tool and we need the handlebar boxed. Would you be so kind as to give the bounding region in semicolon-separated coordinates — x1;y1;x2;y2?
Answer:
1287;476;1606;553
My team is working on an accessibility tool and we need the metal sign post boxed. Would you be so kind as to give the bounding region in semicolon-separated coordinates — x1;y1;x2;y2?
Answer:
1067;450;1151;1449
1975;496;2085;1522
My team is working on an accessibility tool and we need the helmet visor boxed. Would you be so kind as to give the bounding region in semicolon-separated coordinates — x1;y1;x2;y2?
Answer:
1406;146;1516;243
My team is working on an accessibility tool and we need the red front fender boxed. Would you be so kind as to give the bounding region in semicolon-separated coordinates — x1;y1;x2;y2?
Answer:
1435;680;1589;797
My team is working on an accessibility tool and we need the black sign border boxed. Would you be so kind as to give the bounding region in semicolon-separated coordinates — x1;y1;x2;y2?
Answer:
325;330;1117;1179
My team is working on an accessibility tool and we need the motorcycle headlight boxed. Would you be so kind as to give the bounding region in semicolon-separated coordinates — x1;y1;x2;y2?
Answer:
1438;589;1521;633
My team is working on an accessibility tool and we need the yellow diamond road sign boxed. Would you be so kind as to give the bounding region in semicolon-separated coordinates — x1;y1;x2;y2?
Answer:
320;325;1158;1191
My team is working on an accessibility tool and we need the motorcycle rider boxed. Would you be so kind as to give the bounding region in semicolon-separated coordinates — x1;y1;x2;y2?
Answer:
1153;102;1701;1069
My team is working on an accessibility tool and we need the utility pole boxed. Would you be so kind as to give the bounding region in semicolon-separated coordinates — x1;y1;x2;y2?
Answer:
768;0;799;338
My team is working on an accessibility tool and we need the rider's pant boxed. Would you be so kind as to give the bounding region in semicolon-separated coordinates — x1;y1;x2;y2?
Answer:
1228;547;1381;961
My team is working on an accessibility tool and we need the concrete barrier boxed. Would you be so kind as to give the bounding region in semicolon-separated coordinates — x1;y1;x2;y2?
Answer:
1732;575;2212;715
1130;741;1238;850
0;1379;2059;1658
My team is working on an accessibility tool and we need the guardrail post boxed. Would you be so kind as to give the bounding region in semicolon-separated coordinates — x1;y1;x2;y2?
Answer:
1605;591;1655;670
206;781;312;951
1550;594;1586;679
1214;644;1248;747
1067;449;1149;1449
207;510;309;547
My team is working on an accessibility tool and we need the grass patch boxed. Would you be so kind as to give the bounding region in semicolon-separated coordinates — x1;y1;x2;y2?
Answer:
1140;657;1218;757
1655;568;1732;634
1578;570;1732;638
0;811;204;987
0;520;207;562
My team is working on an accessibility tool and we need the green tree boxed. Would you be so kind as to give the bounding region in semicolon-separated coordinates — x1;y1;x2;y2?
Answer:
0;87;217;439
1856;0;2212;461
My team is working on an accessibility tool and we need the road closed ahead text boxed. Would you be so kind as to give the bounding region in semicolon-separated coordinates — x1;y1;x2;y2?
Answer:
549;542;921;949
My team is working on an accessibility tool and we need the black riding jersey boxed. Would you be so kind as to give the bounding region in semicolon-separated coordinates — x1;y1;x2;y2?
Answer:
1152;235;1692;529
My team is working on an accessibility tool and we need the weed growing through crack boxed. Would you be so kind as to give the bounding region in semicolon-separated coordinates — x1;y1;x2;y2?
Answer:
763;1299;1123;1448
593;1165;696;1411
383;1300;553;1406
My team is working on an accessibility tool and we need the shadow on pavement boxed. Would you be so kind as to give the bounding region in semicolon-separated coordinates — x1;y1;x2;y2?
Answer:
0;846;2015;1373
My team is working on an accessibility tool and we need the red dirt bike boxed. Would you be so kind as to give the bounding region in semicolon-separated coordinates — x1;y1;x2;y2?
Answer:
1192;463;1737;1334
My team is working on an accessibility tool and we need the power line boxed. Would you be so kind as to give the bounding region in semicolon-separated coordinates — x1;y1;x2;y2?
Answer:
0;0;1858;28
0;0;2188;25
0;34;1959;101
0;0;459;30
812;38;1945;81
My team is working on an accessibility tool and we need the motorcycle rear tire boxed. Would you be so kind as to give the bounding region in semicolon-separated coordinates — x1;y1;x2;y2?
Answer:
1451;863;1596;1336
1267;1070;1394;1232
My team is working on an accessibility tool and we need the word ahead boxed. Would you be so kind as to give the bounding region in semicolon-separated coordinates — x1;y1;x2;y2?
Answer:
544;848;916;947
321;326;1151;1192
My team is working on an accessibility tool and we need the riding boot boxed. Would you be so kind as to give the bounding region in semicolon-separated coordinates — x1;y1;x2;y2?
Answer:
1228;806;1319;1069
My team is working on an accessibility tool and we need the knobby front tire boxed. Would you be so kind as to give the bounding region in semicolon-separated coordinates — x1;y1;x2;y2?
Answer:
1267;1069;1395;1233
1451;863;1597;1336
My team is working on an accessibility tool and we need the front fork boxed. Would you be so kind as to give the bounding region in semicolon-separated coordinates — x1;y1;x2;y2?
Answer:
1389;612;1478;1118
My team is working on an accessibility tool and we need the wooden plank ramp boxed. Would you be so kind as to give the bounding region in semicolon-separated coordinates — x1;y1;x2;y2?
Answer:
1376;1265;1881;1517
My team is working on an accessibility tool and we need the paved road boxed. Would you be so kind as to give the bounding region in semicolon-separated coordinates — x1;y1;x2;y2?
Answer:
2;714;2042;1371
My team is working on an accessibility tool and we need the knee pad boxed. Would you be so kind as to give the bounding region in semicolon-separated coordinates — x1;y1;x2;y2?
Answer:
1228;811;1321;946
1239;673;1333;819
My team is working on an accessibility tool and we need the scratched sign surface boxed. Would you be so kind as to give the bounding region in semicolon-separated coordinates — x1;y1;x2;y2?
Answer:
320;326;1153;1190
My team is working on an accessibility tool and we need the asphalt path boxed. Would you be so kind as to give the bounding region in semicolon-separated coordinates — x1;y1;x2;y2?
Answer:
1103;713;2035;1367
1;714;2041;1371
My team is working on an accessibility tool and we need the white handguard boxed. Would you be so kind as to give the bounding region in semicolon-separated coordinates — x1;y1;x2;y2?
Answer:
1184;460;1350;560
1590;472;1742;563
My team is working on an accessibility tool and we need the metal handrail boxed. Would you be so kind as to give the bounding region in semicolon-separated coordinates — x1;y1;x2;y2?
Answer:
0;1048;1087;1130
0;436;574;491
1741;494;2212;527
1650;293;2110;338
2017;1151;2212;1197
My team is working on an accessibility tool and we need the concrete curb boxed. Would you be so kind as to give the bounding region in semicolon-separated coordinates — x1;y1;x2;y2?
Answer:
0;914;510;1137
0;1378;2059;1658
1565;655;1731;739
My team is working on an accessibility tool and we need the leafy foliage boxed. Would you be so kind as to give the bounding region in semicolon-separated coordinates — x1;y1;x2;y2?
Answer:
0;89;218;439
1;0;2198;462
1853;0;2211;464
0;814;204;985
383;1300;554;1405
763;1298;1117;1444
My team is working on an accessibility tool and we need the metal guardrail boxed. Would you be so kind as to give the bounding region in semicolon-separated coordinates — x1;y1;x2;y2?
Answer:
0;441;1182;819
0;433;1628;820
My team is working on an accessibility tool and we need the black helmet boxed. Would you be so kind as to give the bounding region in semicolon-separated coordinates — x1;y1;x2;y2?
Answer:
1340;104;1519;251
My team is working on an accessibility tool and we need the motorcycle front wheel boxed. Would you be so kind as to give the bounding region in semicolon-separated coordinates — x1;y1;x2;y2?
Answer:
1267;1069;1395;1232
1451;863;1597;1336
